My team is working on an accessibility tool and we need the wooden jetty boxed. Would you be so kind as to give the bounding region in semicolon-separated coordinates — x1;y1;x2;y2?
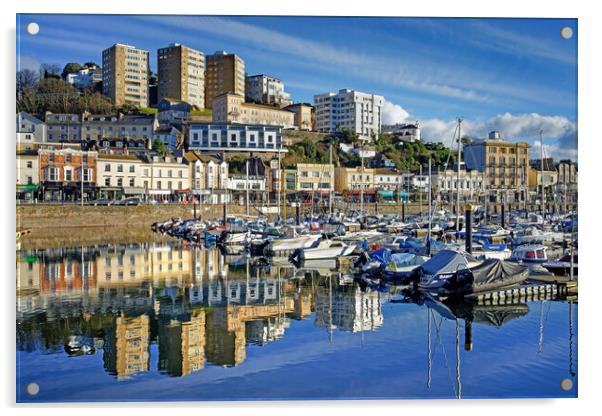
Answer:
466;276;578;305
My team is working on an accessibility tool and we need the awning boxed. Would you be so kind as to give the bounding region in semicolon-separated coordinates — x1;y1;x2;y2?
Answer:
16;184;38;191
378;189;410;197
149;190;172;195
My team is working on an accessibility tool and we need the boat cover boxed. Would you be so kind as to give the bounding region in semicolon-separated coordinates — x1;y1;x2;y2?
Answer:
368;248;391;264
420;250;476;276
464;258;529;293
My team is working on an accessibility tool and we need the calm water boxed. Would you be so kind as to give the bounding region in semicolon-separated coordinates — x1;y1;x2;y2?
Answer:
16;241;578;402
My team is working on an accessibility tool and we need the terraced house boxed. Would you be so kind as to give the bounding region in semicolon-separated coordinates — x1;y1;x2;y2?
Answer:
37;148;97;201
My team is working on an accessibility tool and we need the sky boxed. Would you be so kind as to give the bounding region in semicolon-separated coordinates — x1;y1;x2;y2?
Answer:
16;15;578;160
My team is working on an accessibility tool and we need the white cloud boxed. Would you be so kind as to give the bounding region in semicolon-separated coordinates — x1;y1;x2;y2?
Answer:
384;105;578;161
382;100;410;125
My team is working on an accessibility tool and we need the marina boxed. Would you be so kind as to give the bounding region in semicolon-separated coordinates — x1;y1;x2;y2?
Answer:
16;197;578;401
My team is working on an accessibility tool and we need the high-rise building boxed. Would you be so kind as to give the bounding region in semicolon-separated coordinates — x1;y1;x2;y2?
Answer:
157;43;205;109
102;43;150;107
314;89;384;137
204;51;245;109
245;74;292;107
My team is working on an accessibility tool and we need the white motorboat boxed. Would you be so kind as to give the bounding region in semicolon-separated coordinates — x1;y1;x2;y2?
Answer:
267;234;323;256
221;231;250;245
510;244;548;264
295;240;356;260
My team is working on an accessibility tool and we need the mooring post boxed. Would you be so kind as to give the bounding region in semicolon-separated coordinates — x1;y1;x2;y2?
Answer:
465;203;473;254
222;203;226;227
402;200;405;222
295;202;300;226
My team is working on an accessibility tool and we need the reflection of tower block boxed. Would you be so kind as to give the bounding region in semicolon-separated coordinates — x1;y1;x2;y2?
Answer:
103;314;150;380
292;292;313;320
182;310;206;375
205;309;247;367
158;310;206;377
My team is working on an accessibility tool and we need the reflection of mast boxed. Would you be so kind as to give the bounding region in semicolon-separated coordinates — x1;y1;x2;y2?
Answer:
569;301;576;377
328;274;333;343
455;318;462;399
360;288;365;349
537;300;546;354
427;308;432;389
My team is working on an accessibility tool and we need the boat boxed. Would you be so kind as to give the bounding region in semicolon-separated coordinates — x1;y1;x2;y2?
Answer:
265;234;323;257
542;252;578;276
510;244;548;264
291;239;355;261
416;249;529;294
415;250;482;291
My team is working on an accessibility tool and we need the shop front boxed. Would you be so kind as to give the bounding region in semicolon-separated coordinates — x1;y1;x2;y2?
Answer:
16;184;38;201
343;189;376;203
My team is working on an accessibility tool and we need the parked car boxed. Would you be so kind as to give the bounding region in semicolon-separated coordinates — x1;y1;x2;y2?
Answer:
114;197;141;206
91;199;113;206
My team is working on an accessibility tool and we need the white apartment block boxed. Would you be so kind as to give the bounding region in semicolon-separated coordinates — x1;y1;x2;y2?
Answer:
314;89;384;136
245;74;292;107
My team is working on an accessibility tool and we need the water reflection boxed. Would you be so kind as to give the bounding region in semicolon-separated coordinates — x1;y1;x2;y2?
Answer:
16;242;577;400
17;243;386;380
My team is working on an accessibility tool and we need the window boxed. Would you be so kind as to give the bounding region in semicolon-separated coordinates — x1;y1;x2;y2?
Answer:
117;178;123;187
117;164;123;173
65;169;72;181
83;169;91;182
26;161;32;169
129;165;135;173
105;177;111;186
157;181;161;189
178;181;182;189
105;164;111;172
129;178;135;187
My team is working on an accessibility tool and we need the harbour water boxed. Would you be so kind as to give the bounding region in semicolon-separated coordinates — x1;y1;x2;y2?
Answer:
16;240;577;402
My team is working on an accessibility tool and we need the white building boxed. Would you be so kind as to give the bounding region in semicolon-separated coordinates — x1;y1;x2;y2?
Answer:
188;123;287;153
382;122;421;142
96;154;146;199
374;169;404;191
17;112;47;144
245;74;292;107
434;167;485;200
184;151;229;204
314;89;384;136
229;175;266;192
66;66;103;89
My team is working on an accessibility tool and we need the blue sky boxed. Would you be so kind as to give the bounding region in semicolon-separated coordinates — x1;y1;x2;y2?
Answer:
16;15;578;159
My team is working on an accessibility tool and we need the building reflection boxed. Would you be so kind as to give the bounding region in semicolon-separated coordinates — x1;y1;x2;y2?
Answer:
16;243;346;379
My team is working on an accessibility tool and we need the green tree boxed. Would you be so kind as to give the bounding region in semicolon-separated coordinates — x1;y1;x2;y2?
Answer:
152;139;167;155
61;62;82;79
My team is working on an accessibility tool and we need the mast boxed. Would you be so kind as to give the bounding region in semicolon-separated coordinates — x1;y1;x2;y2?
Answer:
419;164;423;218
277;150;282;219
427;156;433;256
456;118;463;231
360;142;365;216
329;143;333;216
540;130;545;214
246;160;250;217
